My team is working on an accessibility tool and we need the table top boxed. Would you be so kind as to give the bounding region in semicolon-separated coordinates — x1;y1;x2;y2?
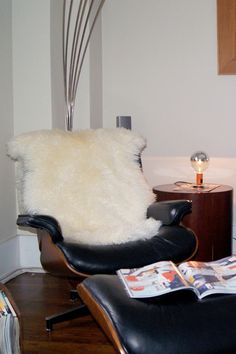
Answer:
153;183;233;194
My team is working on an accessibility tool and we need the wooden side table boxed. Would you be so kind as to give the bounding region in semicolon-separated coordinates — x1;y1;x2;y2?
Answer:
153;184;233;261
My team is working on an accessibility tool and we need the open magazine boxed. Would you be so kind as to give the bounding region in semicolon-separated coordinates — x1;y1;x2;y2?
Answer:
117;255;236;299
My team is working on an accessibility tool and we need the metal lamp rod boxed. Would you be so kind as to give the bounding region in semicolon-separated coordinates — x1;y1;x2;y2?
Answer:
63;0;106;131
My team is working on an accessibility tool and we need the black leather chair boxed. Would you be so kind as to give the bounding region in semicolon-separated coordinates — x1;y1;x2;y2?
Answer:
17;200;197;330
8;128;197;330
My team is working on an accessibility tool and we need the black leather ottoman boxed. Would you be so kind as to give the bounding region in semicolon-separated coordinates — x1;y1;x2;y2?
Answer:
78;274;236;354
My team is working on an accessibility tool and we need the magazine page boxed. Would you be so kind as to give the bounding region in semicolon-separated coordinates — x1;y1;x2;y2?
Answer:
178;255;236;299
117;261;192;298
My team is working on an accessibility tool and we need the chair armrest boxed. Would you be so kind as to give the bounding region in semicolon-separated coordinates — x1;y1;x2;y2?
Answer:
17;214;63;243
147;200;192;226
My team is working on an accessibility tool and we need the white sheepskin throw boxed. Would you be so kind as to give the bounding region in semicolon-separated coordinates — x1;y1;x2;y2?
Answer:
7;128;161;245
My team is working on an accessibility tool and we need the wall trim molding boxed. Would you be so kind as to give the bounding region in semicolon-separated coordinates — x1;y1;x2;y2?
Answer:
0;267;44;284
0;234;43;283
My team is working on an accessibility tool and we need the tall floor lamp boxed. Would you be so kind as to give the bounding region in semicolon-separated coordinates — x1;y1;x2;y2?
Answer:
63;0;106;131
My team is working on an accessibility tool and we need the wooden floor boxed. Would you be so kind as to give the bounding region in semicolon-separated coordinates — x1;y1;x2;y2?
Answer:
6;272;116;354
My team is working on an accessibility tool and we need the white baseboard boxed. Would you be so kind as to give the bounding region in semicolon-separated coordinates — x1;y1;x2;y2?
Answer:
0;267;45;284
0;236;20;282
0;234;43;283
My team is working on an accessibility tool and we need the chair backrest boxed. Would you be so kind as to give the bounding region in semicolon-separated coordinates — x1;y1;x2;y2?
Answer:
7;128;161;245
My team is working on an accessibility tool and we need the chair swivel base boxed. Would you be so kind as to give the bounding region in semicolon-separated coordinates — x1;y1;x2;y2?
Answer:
46;303;89;331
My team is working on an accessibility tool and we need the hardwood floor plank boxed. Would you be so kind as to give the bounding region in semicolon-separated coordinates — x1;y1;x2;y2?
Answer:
6;273;116;354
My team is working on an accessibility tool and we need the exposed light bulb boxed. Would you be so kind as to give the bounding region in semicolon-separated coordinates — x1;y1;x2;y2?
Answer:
190;151;209;186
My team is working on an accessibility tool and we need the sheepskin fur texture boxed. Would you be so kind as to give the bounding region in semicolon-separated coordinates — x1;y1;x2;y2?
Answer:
7;128;161;245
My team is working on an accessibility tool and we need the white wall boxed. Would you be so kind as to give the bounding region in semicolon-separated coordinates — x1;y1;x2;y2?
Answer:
102;0;236;157
90;0;103;129
50;0;65;130
0;0;54;280
0;0;16;245
12;0;52;134
101;0;236;245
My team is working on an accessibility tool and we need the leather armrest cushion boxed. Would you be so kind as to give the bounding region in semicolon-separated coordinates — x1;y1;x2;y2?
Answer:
17;214;63;243
147;200;192;225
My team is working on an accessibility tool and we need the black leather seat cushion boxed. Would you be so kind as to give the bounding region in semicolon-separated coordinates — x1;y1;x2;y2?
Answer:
79;274;236;354
17;201;197;275
58;225;196;274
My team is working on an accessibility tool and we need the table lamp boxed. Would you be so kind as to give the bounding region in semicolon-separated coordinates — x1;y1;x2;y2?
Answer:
190;151;209;187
